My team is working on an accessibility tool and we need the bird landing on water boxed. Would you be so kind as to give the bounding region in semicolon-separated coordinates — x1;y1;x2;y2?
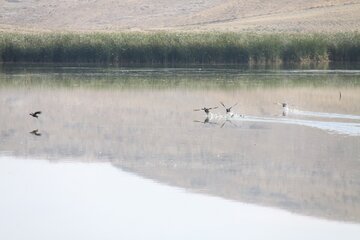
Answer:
193;106;218;115
220;102;238;117
275;102;289;116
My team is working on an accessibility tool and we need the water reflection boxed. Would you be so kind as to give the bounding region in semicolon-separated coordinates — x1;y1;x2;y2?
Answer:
193;117;214;125
1;66;360;224
29;129;42;136
1;157;360;240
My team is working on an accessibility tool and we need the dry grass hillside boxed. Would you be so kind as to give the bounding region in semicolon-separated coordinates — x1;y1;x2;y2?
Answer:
0;0;359;32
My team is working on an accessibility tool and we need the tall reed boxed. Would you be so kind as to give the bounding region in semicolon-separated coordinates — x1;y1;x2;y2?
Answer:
0;32;359;65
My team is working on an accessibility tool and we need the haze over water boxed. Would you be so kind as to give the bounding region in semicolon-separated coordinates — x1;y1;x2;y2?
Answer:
1;65;360;239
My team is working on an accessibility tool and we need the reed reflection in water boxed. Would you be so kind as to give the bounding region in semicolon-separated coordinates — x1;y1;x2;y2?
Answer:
1;67;360;224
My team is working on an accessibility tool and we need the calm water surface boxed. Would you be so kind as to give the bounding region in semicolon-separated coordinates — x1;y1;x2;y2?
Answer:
0;65;360;239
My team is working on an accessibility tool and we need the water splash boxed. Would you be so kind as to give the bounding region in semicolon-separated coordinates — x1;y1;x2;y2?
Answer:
207;113;360;137
290;109;360;121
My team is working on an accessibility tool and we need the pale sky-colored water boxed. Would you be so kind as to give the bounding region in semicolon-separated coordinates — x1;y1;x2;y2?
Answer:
1;157;360;240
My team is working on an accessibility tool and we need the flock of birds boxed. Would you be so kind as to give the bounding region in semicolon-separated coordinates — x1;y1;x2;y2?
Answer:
195;102;289;115
194;102;239;115
194;91;342;120
29;111;42;136
193;102;244;127
28;101;289;134
193;101;290;127
26;92;342;135
28;102;245;136
27;94;342;134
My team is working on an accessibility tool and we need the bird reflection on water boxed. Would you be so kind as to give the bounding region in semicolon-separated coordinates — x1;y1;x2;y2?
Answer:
220;119;237;128
29;129;41;136
193;116;218;125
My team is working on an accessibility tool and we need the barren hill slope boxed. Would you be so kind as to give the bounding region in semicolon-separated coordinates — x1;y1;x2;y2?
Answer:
0;0;359;32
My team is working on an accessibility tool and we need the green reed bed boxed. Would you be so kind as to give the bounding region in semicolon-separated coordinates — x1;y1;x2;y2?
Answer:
0;32;359;65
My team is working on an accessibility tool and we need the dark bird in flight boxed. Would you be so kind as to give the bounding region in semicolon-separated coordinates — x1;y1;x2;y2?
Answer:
193;106;218;115
220;102;238;113
30;111;42;118
339;91;342;101
29;129;41;136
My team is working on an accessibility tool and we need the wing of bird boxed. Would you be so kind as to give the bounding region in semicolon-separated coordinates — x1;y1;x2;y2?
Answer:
193;109;202;111
229;102;238;109
274;102;289;107
34;111;42;115
209;106;218;110
220;102;226;108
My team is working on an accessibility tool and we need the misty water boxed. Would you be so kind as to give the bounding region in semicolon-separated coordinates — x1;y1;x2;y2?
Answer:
1;65;360;239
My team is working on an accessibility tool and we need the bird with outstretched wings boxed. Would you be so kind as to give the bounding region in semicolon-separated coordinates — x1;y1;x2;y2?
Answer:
220;102;238;113
193;106;218;114
30;111;42;118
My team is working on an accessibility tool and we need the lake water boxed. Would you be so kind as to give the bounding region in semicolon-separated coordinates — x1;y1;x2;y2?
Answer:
1;65;360;239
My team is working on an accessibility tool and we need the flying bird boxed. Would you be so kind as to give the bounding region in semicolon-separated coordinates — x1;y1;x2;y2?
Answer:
29;129;41;136
220;102;238;113
193;106;218;115
30;111;42;118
